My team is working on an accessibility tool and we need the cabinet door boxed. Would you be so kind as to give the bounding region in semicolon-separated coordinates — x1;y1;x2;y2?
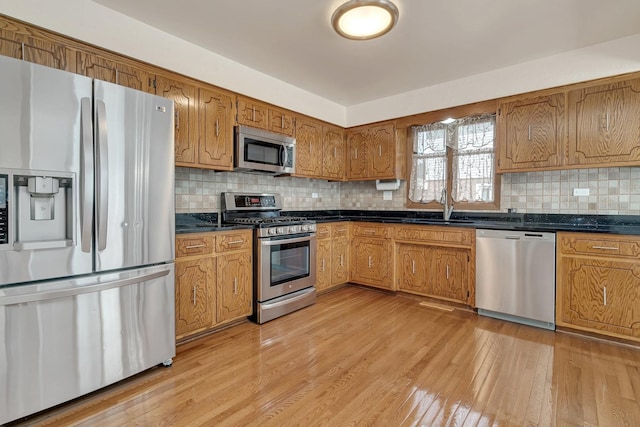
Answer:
175;257;215;337
347;130;368;179
331;237;349;286
558;256;640;340
77;51;153;93
568;78;640;166
316;238;332;291
431;247;469;303
269;108;295;136
0;24;72;71
497;93;564;171
156;75;198;166
351;237;392;289
216;251;252;324
397;244;429;294
237;97;268;129
368;123;395;178
199;87;234;170
323;125;345;180
295;118;323;177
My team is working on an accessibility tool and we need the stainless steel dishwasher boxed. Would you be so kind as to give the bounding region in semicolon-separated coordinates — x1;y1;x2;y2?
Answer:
476;229;556;330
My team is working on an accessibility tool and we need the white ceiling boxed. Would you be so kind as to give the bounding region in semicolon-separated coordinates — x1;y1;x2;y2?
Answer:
95;0;640;107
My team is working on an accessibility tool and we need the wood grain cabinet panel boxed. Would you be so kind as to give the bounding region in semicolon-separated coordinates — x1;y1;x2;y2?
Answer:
497;93;565;171
557;232;640;343
315;222;350;292
351;235;392;290
237;96;269;129
198;87;235;170
430;247;469;303
268;108;295;136
295;118;323;177
568;78;640;166
77;51;153;92
216;251;252;323
397;244;429;294
322;125;345;180
331;236;350;285
155;75;198;166
175;257;215;337
316;238;333;292
346;122;404;181
0;20;73;71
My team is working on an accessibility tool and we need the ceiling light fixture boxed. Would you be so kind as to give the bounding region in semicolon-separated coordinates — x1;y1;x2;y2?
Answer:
331;0;399;41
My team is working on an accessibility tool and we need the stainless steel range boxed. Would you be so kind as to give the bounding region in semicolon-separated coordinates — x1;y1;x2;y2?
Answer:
222;193;317;323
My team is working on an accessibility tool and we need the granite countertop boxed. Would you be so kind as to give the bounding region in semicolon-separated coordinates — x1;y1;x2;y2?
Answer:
176;211;640;235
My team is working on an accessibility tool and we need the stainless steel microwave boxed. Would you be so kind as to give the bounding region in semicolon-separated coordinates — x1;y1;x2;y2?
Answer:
234;125;295;175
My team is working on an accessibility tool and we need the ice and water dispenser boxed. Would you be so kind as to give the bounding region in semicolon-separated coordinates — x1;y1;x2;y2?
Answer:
0;170;75;250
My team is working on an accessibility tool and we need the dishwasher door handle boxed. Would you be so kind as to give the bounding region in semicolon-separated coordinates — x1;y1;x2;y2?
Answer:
504;235;521;240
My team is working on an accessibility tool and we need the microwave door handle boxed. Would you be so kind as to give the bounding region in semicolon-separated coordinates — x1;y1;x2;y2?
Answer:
280;145;288;167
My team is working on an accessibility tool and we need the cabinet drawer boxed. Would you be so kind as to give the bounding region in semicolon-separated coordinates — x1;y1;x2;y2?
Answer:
216;231;252;253
394;225;474;247
332;223;349;238
316;224;332;239
559;233;640;259
351;223;390;238
176;235;214;258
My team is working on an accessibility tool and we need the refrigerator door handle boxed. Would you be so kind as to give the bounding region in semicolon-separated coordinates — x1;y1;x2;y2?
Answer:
80;97;94;253
96;99;109;251
0;268;170;306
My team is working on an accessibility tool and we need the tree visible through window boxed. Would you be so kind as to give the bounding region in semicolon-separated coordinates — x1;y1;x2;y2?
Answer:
409;114;498;209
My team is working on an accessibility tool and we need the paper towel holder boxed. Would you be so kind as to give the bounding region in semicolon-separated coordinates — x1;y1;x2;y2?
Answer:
375;179;401;191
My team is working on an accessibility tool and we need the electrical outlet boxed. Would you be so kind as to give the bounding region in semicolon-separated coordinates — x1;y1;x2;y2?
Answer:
311;192;319;199
573;188;590;197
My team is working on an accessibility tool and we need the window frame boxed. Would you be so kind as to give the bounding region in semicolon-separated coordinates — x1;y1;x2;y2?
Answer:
401;100;501;211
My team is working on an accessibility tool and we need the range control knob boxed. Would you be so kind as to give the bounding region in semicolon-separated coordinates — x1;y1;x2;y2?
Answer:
289;225;299;234
277;227;286;234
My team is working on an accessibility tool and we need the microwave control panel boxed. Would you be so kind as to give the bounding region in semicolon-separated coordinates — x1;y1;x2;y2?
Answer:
0;174;7;244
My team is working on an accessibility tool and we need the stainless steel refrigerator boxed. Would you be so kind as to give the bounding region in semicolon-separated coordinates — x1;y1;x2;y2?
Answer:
0;55;176;424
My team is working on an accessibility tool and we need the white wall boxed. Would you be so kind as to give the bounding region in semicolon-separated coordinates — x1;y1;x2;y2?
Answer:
3;1;640;128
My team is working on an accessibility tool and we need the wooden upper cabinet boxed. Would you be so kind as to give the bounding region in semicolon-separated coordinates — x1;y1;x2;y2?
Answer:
295;118;323;178
323;125;345;180
497;93;565;171
76;51;153;93
346;122;404;180
198;87;235;170
0;20;73;71
268;108;295;136
155;74;198;166
237;96;269;129
568;77;640;167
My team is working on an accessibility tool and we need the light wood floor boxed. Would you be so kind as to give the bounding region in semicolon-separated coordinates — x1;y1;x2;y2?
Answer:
15;286;640;426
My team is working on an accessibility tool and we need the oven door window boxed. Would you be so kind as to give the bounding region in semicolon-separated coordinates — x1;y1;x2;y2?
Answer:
270;239;310;286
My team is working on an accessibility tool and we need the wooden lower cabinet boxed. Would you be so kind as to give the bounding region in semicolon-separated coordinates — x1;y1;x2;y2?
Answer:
316;222;350;292
394;225;474;306
350;223;393;290
175;257;216;337
175;229;252;340
556;232;640;342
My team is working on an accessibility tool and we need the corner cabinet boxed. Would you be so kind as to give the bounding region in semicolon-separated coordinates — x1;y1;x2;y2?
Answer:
316;222;350;292
497;92;565;172
350;223;393;290
394;225;475;306
346;122;405;181
295;118;345;180
175;229;252;341
556;232;640;343
567;77;640;167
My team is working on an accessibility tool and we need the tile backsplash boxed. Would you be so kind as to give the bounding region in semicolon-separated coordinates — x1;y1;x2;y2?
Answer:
176;166;640;215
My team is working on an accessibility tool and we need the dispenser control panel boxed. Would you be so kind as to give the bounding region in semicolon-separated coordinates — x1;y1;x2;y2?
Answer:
0;175;7;244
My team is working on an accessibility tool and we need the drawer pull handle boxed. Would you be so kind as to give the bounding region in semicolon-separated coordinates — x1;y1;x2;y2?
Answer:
368;256;373;268
186;244;206;249
603;286;607;306
592;246;618;250
233;278;238;294
340;254;344;267
192;285;197;305
412;260;415;274
227;240;244;244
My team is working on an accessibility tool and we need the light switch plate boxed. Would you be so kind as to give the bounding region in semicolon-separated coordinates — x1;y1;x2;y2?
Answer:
383;190;392;201
573;188;590;197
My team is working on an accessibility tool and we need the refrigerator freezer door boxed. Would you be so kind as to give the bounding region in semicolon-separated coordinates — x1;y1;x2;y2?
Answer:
0;55;94;286
0;263;176;425
93;81;175;272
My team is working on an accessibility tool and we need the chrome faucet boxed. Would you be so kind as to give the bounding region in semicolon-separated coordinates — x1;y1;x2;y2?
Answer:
441;188;454;221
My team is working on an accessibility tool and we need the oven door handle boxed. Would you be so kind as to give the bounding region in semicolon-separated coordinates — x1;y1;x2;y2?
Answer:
261;235;315;246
